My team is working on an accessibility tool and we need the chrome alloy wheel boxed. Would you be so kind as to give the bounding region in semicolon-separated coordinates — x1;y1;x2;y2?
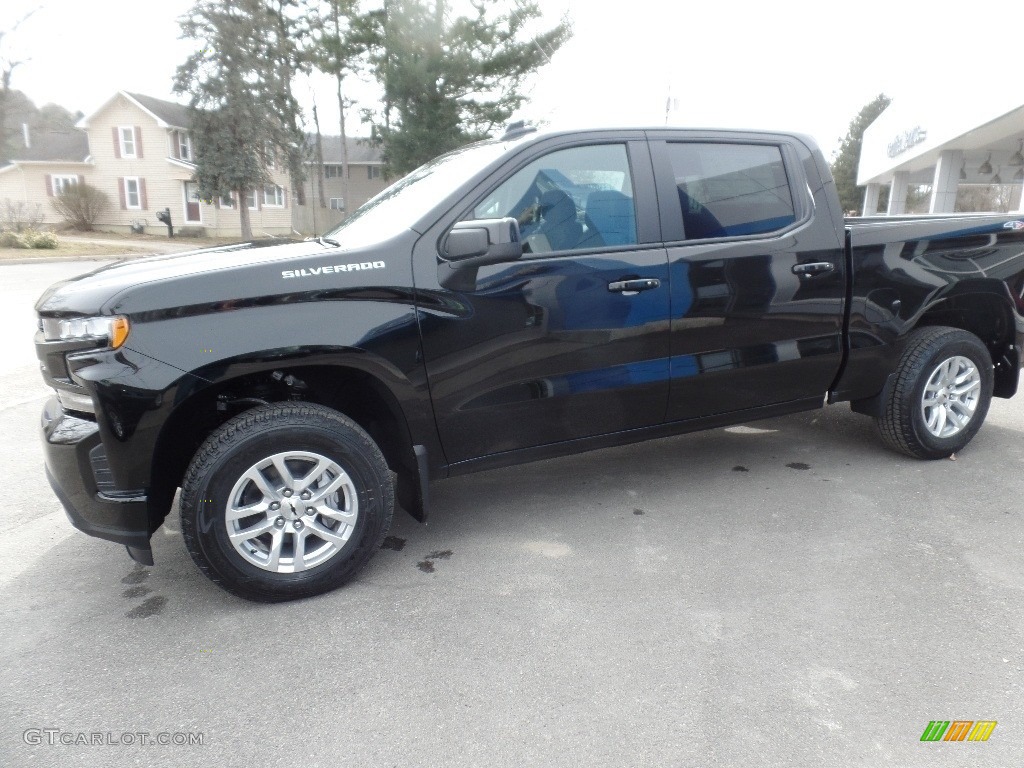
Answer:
920;355;982;439
225;451;358;573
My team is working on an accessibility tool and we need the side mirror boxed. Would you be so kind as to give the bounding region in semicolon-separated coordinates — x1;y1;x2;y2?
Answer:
438;217;524;291
442;217;523;267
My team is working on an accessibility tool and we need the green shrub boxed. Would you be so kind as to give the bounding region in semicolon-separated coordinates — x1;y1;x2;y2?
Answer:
24;230;59;249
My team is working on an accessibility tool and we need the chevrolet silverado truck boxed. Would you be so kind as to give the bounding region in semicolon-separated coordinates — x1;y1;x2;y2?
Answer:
35;126;1024;601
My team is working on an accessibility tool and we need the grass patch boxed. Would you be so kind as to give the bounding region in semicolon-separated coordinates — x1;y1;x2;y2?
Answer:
0;240;148;261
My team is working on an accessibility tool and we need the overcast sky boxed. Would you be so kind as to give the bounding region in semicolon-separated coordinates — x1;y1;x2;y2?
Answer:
2;0;1020;158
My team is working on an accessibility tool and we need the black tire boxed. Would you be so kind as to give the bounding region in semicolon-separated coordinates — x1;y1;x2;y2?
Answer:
180;402;393;602
877;326;993;459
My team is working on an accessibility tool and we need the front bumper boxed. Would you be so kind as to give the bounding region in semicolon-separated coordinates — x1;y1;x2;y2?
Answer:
40;397;153;564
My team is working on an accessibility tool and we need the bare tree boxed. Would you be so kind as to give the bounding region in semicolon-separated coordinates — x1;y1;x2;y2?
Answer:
51;184;110;231
0;8;39;158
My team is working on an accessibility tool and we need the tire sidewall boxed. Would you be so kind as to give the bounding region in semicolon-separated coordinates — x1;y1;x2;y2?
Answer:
187;414;389;599
905;335;993;458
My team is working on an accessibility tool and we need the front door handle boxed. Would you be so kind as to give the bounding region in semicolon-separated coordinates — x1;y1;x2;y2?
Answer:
608;278;661;294
792;261;835;277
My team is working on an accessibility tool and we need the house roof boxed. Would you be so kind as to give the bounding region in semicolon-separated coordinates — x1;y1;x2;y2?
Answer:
1;129;90;165
123;92;191;130
78;91;191;130
311;135;383;165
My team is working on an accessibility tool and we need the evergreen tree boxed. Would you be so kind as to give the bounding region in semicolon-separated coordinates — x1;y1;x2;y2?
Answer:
174;0;308;238
366;0;571;176
831;94;891;215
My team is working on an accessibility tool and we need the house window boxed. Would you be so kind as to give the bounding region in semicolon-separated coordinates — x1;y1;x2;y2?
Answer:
52;175;79;195
219;194;234;208
367;166;381;180
124;177;141;209
246;190;258;210
329;198;345;211
263;185;284;207
119;127;137;158
179;133;192;161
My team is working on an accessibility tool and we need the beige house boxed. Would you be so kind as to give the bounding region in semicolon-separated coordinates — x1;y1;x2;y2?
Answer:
292;135;389;234
0;91;293;237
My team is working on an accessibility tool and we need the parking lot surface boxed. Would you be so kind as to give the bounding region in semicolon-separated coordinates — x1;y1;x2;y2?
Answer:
2;260;1022;767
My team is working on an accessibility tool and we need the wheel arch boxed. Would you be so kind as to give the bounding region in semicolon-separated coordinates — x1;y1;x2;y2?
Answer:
912;284;1019;398
147;353;432;534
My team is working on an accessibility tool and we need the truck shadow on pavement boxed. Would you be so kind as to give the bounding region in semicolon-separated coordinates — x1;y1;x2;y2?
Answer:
5;401;1018;621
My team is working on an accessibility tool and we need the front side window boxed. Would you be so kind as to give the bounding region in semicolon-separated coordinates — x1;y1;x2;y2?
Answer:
367;165;381;180
219;194;234;208
179;132;192;161
119;127;136;158
329;197;345;210
471;143;637;254
667;143;795;240
246;190;258;210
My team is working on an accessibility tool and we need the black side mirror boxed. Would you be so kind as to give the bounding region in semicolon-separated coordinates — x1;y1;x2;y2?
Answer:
438;217;524;291
442;217;523;266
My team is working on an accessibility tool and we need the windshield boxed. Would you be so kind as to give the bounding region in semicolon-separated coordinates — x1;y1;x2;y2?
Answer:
323;140;512;248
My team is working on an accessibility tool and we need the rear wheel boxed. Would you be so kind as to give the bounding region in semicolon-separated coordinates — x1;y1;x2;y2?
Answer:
877;327;993;459
180;403;393;602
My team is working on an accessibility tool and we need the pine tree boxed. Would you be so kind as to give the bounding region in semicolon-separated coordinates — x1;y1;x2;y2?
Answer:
831;94;891;215
366;0;571;176
174;0;308;238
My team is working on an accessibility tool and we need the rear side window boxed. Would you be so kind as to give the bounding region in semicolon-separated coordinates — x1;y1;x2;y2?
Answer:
666;143;795;240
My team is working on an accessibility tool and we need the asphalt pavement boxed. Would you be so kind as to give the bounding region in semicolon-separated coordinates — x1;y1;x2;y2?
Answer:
1;260;1022;767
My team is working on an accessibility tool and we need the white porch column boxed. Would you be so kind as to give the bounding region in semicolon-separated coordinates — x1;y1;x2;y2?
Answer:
861;183;881;216
888;171;909;215
929;150;962;213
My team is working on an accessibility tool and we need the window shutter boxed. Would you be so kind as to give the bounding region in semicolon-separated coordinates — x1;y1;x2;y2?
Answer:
171;131;179;159
214;195;220;209
112;127;121;158
118;178;126;209
139;178;148;210
135;127;143;159
282;189;288;208
45;174;53;196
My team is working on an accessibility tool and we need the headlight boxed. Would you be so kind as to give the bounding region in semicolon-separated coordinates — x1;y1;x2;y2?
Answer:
42;315;131;348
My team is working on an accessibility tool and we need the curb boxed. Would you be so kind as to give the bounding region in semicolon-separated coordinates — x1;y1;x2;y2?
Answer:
0;253;145;266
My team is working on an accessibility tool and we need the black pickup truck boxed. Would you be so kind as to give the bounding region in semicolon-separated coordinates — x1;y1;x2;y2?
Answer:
35;127;1024;601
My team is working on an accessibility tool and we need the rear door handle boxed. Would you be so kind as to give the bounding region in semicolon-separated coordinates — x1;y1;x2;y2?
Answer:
608;278;661;294
792;262;835;277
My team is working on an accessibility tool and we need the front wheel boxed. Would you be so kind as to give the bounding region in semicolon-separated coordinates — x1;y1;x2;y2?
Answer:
877;327;993;459
180;403;393;602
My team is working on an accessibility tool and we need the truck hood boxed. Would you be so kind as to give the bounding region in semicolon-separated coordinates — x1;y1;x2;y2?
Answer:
35;235;415;316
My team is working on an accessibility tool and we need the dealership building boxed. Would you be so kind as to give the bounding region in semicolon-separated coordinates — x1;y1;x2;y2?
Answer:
857;91;1024;215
